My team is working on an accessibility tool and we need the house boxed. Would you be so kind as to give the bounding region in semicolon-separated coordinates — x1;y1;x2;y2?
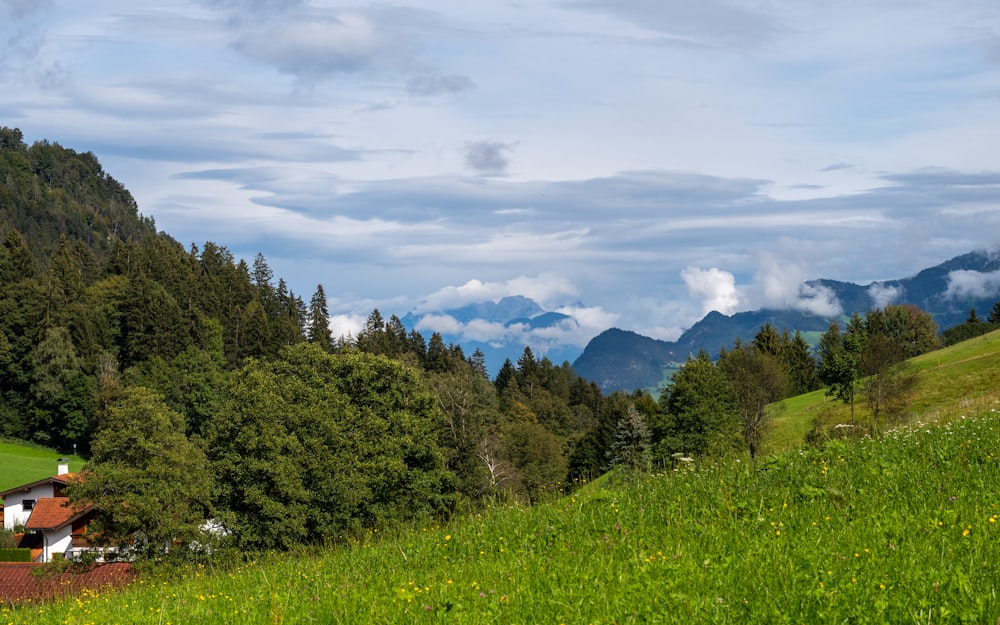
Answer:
0;461;97;563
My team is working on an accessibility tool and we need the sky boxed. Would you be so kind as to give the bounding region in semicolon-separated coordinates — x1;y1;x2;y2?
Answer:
2;0;1000;354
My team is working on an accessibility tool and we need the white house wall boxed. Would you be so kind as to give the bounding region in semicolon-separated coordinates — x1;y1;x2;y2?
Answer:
2;484;56;531
43;525;73;562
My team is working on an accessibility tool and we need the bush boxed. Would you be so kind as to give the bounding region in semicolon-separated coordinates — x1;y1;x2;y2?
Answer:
0;548;32;562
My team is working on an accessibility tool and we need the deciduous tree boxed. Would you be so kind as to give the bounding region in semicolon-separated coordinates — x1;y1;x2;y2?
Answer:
719;347;786;459
67;387;212;559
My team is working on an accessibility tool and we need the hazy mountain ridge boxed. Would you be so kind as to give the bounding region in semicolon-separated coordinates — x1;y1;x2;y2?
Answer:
400;296;582;374
573;249;1000;393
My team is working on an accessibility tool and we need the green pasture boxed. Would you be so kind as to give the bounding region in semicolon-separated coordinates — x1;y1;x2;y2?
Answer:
767;328;1000;452
0;441;84;491
8;404;1000;624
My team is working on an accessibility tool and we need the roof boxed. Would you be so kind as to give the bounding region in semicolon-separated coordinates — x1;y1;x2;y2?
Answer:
0;562;134;604
14;533;43;562
0;473;79;499
23;497;92;532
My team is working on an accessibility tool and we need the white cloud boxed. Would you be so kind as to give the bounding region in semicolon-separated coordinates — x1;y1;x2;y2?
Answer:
414;275;580;313
554;304;619;333
796;282;842;317
944;269;1000;300
414;313;463;335
681;266;740;315
329;313;365;340
234;12;403;76
868;283;903;308
748;253;842;316
461;319;511;343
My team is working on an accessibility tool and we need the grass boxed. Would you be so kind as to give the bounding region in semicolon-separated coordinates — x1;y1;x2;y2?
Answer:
0;440;85;491
6;403;1000;624
767;328;1000;452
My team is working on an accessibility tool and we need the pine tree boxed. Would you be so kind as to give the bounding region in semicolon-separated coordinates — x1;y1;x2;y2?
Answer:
609;406;652;470
307;284;332;350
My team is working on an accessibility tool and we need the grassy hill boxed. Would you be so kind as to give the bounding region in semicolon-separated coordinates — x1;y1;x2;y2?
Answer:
765;328;1000;454
0;441;85;491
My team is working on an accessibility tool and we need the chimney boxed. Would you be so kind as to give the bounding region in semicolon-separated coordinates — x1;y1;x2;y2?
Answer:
57;458;69;476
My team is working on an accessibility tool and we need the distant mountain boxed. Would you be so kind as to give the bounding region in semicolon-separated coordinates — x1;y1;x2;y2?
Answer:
400;296;583;376
403;295;545;326
573;249;1000;393
573;310;831;393
809;249;1000;330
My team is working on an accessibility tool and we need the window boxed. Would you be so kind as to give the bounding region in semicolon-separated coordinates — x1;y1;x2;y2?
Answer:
22;499;36;511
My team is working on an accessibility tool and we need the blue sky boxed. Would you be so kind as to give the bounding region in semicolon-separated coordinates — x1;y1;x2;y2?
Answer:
2;0;999;353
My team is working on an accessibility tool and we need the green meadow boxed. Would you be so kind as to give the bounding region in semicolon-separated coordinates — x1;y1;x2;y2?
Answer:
3;330;999;624
768;328;1000;451
6;405;1000;624
0;441;84;492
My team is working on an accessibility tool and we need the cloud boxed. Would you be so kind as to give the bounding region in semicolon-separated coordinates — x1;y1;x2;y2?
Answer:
868;283;903;308
407;74;475;97
459;319;511;344
680;266;740;315
414;275;580;313
413;308;602;350
795;282;842;317
233;12;410;76
820;162;855;172
414;313;463;335
329;313;365;340
944;269;1000;300
2;0;51;18
464;140;515;174
749;252;841;316
565;0;782;49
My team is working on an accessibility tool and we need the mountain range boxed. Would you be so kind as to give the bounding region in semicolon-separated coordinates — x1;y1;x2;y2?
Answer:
574;249;1000;392
403;249;1000;392
400;296;582;373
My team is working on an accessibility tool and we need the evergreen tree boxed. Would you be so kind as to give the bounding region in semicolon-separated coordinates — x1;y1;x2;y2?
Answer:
493;358;516;395
609;406;652;470
468;347;488;377
785;330;820;395
307;284;332;350
1;229;35;283
654;351;738;460
251;252;273;291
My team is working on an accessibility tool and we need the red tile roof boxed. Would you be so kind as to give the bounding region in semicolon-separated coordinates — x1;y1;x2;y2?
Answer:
0;562;134;604
23;498;92;532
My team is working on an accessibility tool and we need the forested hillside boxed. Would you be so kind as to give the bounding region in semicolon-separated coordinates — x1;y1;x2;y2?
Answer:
0;127;624;551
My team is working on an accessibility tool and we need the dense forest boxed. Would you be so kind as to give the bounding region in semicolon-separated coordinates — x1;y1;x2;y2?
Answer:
2;126;992;557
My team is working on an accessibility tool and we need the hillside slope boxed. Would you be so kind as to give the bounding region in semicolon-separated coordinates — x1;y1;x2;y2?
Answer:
0;441;84;491
766;328;1000;453
0;127;154;269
